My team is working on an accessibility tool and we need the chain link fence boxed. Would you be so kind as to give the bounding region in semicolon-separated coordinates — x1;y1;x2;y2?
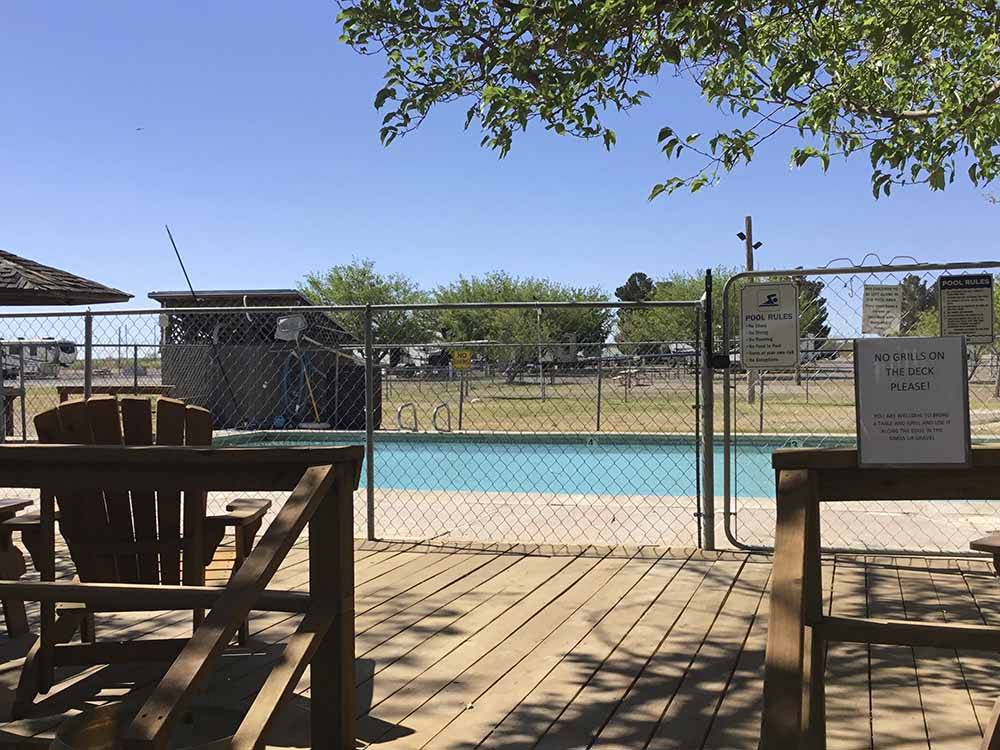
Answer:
0;299;706;547
722;260;1000;554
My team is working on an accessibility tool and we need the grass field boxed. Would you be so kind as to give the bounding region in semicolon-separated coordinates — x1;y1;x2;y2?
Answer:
7;366;1000;440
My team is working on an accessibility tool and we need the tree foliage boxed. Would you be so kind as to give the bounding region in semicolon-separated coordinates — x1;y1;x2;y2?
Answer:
798;278;831;341
617;267;740;346
900;273;938;332
300;258;436;354
339;0;1000;198
434;271;611;372
615;272;656;302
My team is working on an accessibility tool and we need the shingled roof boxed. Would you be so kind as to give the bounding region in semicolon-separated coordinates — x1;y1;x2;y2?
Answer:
0;249;132;305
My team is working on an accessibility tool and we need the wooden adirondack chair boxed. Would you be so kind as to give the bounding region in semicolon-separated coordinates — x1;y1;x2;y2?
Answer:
10;395;271;719
0;437;363;748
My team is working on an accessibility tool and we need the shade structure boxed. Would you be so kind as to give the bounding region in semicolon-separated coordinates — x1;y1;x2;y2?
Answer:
0;249;131;305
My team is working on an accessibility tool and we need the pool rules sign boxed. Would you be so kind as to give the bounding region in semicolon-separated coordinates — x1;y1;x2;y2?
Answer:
739;283;799;368
854;336;970;467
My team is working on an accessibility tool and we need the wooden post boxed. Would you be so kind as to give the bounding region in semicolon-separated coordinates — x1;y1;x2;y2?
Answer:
309;465;356;748
760;468;814;750
801;491;826;748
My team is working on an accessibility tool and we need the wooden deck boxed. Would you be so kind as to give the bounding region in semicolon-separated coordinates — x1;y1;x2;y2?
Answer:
0;541;998;748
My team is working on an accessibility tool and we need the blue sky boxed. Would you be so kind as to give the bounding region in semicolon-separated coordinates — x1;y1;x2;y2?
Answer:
1;1;997;312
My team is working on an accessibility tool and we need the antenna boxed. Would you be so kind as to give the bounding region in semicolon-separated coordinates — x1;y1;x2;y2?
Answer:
163;224;240;415
165;225;197;301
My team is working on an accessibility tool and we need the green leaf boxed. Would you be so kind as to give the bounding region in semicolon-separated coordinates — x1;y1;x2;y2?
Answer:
374;87;396;110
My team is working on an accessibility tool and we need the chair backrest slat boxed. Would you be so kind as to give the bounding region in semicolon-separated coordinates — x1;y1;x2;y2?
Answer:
86;396;140;583
121;397;159;583
52;400;117;582
155;398;187;586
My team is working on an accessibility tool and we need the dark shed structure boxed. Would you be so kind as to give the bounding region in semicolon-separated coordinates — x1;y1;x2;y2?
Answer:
149;289;380;430
0;249;131;305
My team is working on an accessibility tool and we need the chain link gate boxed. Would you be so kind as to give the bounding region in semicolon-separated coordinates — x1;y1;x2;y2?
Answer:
721;259;1000;554
0;297;709;548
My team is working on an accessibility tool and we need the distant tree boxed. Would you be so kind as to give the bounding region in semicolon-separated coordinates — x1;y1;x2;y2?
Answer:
615;272;656;303
798;279;832;341
300;258;436;360
900;274;938;332
617;268;740;348
434;272;611;380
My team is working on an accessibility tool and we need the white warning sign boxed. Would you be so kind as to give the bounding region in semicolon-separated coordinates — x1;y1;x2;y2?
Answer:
739;283;799;369
862;284;902;335
939;273;994;345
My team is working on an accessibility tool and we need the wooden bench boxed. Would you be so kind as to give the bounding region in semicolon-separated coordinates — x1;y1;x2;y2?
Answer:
760;446;1000;750
56;385;174;403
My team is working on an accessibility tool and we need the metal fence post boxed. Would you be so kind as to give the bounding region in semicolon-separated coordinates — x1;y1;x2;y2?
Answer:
133;344;139;394
84;311;93;400
363;305;376;541
18;347;26;441
595;344;603;432
701;271;716;550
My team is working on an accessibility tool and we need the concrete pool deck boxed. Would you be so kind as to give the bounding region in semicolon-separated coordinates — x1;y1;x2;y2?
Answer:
331;488;1000;554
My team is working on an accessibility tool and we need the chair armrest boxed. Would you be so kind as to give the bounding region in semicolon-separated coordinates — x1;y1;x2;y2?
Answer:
207;498;271;528
0;499;33;516
3;510;60;531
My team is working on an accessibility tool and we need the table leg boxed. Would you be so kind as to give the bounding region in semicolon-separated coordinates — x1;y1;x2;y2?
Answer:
0;510;28;637
760;468;815;750
310;466;355;749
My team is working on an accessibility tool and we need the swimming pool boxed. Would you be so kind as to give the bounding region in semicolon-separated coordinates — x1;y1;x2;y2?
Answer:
216;432;816;499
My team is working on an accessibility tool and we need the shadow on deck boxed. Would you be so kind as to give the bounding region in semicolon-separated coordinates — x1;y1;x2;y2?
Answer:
0;540;997;748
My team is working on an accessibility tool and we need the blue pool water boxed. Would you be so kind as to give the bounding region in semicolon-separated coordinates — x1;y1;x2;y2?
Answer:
219;433;793;498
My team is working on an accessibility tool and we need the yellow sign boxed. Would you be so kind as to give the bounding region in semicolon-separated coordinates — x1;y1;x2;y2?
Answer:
451;350;472;370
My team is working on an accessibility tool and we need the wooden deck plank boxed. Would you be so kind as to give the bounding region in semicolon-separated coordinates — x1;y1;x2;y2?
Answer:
2;541;978;750
421;552;672;750
699;559;775;750
867;556;928;750
586;558;747;750
481;553;699;750
355;554;600;741
934;559;999;740
645;556;770;750
824;556;873;750
896;557;980;750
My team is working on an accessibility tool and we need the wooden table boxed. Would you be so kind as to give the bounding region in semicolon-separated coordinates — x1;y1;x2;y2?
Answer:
56;385;174;403
760;446;1000;750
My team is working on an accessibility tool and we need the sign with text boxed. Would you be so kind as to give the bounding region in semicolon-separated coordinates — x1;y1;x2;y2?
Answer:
739;283;799;368
854;336;970;467
939;273;994;345
450;350;472;370
861;284;902;335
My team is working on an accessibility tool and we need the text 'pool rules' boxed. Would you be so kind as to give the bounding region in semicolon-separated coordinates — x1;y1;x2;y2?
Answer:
854;336;970;467
739;282;800;369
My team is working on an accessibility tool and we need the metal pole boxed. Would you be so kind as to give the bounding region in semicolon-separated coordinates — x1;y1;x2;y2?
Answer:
363;305;376;541
133;344;139;393
701;270;716;550
759;372;765;433
536;307;545;400
458;371;465;431
744;215;757;405
84;311;93;399
19;347;26;441
0;343;6;445
333;351;340;428
596;343;603;432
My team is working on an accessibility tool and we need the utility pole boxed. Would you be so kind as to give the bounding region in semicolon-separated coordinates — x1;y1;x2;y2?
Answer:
737;216;763;404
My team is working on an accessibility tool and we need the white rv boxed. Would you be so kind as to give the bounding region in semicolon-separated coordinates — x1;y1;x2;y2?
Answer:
1;339;77;378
